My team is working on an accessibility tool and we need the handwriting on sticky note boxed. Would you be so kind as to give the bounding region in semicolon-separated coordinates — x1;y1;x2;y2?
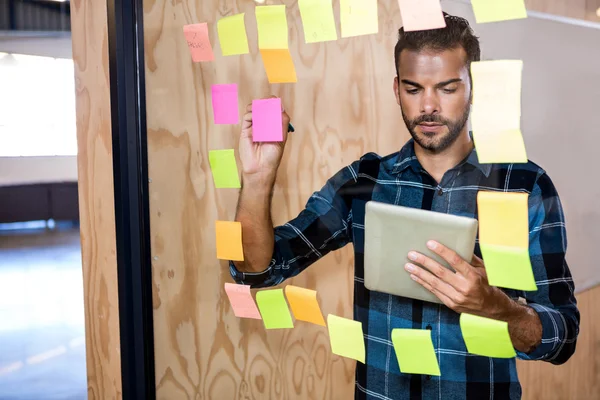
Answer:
215;221;244;261
460;313;517;358
391;329;440;376
183;23;214;62
252;98;283;142
208;149;241;188
217;13;249;56
224;283;261;319
477;191;536;291
298;0;337;44
211;84;239;125
256;289;294;329
327;314;365;363
398;0;445;32
340;0;378;38
284;286;326;326
471;0;527;24
259;49;298;84
255;5;289;50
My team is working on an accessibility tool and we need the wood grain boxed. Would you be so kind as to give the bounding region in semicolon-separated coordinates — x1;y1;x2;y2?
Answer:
70;0;122;398
525;0;600;22
518;285;600;399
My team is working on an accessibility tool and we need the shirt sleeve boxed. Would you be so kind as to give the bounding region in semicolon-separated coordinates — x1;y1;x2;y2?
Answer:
229;160;359;288
516;171;580;364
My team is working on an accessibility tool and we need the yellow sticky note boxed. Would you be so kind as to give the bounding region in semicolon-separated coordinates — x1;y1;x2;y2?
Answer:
256;289;294;329
477;191;529;248
298;0;338;43
327;314;365;363
260;49;297;84
255;5;288;50
460;313;517;358
480;244;537;291
398;0;446;32
391;329;440;376
215;221;244;261
208;149;241;188
340;0;378;38
471;0;527;24
284;285;326;326
217;13;249;56
471;60;527;163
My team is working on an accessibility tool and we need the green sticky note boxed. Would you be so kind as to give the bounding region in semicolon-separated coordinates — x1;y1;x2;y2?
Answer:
391;329;440;376
327;314;365;363
298;0;338;44
255;5;289;50
208;149;241;189
217;13;249;56
256;289;294;329
480;243;537;291
460;313;517;358
471;0;527;24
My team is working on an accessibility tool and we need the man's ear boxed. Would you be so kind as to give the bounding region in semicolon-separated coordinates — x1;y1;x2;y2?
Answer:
393;76;401;106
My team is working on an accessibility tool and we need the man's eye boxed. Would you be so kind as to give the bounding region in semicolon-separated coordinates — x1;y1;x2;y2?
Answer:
443;88;457;94
406;88;419;94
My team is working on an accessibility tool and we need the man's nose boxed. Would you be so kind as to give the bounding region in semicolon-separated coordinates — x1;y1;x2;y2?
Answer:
421;90;440;114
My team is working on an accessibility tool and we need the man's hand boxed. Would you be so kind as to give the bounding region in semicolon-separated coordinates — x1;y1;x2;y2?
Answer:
404;240;509;318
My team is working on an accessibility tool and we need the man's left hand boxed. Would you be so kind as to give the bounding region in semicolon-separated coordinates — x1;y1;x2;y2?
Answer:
405;240;508;317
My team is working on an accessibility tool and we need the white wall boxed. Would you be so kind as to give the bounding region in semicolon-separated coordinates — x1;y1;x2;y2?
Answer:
0;34;77;185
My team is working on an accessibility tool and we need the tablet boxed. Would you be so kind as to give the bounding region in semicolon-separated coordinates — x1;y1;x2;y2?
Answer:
364;201;478;304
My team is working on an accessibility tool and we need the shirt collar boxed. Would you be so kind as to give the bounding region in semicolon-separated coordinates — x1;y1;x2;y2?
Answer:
390;137;492;178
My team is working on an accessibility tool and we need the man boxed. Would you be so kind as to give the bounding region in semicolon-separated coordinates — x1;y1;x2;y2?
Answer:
230;13;579;399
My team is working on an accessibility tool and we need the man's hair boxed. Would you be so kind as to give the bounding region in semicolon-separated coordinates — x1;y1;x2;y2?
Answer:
394;13;481;78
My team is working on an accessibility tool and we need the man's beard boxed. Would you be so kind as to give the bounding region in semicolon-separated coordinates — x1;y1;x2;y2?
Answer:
401;104;471;153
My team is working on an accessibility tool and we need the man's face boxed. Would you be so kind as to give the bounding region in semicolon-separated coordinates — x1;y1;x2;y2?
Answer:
394;48;472;153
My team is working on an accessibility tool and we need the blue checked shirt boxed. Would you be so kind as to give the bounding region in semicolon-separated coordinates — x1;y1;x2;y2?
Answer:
230;139;579;400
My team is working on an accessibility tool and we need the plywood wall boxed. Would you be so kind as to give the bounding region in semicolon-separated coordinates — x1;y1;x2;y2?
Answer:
71;0;122;398
525;0;600;22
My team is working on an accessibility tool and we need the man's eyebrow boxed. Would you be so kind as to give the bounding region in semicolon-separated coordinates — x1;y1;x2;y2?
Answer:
400;79;423;88
435;78;463;87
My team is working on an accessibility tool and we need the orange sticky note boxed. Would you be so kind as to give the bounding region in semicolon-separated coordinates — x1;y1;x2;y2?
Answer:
398;0;446;32
183;23;215;62
224;283;262;319
215;221;244;261
259;49;297;84
284;285;326;326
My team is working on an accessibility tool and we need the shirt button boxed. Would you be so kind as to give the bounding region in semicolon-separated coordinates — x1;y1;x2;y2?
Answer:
437;187;443;196
426;375;432;381
426;324;432;330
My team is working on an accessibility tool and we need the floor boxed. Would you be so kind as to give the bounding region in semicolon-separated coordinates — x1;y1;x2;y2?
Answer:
0;225;87;400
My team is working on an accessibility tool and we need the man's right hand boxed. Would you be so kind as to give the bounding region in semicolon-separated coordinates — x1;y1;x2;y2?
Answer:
239;97;291;182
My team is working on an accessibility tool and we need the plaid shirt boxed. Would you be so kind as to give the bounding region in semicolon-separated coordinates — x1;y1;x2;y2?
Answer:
230;139;579;400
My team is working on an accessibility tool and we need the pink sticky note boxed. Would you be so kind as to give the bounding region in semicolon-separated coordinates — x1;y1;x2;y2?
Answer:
224;283;262;319
252;98;283;142
183;23;215;62
398;0;446;32
212;84;239;124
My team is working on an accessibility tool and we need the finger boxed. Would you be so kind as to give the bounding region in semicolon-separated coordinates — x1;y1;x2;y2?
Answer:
410;273;456;309
407;250;460;287
241;111;253;131
405;262;459;300
426;240;473;277
246;103;252;112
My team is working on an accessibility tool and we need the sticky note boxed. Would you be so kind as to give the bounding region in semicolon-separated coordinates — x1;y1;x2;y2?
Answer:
183;23;215;62
284;285;326;326
298;0;338;43
260;49;298;84
471;0;527;24
211;84;239;124
340;0;378;38
460;313;517;358
471;60;527;163
398;0;446;32
255;5;288;50
217;13;249;56
224;283;261;319
256;289;294;329
327;314;366;363
391;329;440;376
251;98;283;142
208;149;241;188
477;191;537;291
215;221;244;261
